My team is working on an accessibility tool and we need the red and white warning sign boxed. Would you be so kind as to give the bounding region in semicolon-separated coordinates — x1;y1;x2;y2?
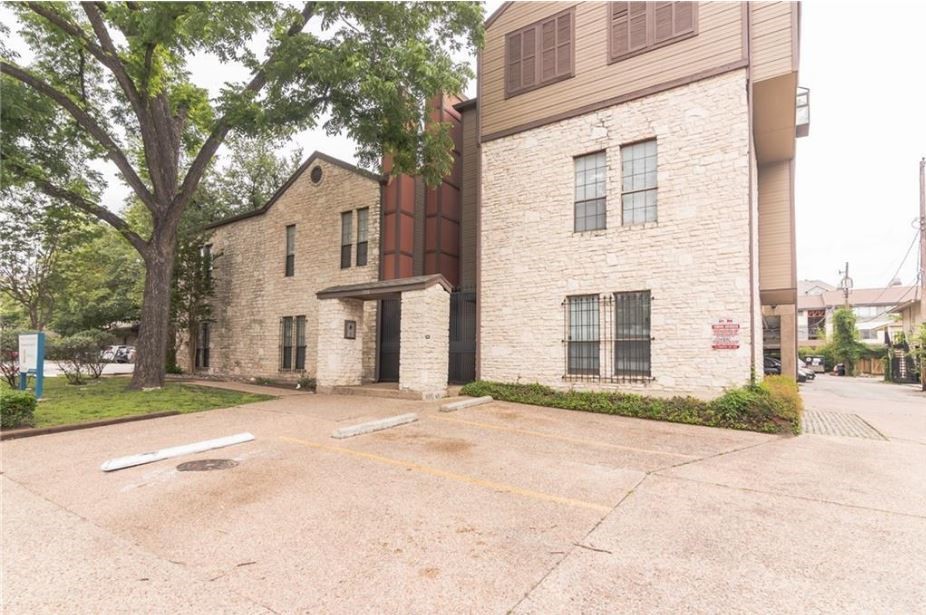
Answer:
712;319;740;349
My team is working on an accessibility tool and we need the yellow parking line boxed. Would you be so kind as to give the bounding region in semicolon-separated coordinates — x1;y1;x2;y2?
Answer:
279;435;612;514
430;415;698;459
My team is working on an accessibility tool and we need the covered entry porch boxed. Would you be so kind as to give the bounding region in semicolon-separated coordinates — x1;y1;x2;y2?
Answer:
315;274;452;400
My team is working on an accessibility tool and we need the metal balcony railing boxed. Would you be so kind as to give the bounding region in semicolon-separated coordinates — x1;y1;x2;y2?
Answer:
796;87;810;138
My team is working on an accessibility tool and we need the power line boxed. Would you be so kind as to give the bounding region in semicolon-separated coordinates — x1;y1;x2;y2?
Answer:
856;229;921;308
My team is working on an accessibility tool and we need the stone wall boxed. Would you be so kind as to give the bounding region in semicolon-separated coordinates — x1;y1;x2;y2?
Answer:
315;298;365;389
183;156;381;381
479;69;756;397
399;284;450;399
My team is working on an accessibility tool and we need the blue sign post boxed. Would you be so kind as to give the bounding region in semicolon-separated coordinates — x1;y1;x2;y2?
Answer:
18;332;45;399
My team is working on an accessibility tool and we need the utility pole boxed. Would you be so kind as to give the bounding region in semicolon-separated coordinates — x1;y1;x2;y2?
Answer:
919;158;925;390
838;261;852;307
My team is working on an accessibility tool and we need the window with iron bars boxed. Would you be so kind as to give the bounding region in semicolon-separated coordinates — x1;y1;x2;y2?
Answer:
280;315;307;371
563;292;654;382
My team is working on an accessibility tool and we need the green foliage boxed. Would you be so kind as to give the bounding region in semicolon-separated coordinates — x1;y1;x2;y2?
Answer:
21;377;273;428
47;330;114;384
1;389;37;429
52;223;145;335
460;379;803;435
297;376;316;391
824;307;867;375
799;346;833;372
0;328;24;387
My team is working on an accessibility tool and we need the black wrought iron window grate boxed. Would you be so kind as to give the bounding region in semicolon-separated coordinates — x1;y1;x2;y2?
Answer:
563;291;654;383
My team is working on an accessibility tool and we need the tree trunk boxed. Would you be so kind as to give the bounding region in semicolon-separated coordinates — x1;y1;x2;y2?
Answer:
131;233;177;389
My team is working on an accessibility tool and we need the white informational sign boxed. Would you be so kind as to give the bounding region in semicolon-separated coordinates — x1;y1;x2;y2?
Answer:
711;320;741;350
18;333;40;370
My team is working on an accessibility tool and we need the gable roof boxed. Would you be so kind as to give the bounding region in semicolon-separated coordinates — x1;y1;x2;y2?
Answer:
204;151;384;230
484;1;513;29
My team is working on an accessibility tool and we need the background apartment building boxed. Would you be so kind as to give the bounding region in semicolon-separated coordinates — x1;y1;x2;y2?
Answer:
187;2;807;399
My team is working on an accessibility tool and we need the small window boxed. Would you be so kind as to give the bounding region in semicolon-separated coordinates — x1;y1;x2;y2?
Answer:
310;165;323;184
567;295;600;375
356;207;369;267
614;291;651;378
621;140;657;225
575;152;607;232
505;8;574;97
281;316;293;370
295;315;306;370
195;322;210;369
285;225;295;277
340;211;352;269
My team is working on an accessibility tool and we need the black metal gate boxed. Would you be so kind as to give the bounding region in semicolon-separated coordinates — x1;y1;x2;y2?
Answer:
378;298;401;382
891;355;919;384
449;291;476;384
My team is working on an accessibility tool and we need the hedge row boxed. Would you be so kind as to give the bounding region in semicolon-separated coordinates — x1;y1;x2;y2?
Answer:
460;376;803;435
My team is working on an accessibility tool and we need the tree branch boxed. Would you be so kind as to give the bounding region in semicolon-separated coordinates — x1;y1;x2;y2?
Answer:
174;2;318;209
3;156;149;257
0;60;159;214
78;2;144;111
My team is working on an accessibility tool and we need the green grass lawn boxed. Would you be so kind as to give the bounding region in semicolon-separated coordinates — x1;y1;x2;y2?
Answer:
24;377;275;428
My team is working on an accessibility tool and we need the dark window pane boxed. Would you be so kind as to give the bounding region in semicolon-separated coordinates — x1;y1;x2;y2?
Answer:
295;316;306;370
356;241;368;267
567;295;600;375
341;244;352;269
574;152;607;232
285;254;294;277
614;291;651;378
281;317;293;370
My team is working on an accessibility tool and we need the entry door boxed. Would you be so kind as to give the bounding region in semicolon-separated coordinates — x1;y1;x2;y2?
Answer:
378;298;401;382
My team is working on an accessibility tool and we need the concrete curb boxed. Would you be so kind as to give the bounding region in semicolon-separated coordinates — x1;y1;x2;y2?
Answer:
439;396;493;413
331;413;418;439
1;411;181;441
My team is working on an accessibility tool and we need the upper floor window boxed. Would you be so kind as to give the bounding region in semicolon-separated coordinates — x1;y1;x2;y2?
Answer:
505;8;574;97
356;207;369;267
200;244;213;283
284;225;295;277
621;139;657;225
340;211;352;269
574;151;607;232
609;2;696;63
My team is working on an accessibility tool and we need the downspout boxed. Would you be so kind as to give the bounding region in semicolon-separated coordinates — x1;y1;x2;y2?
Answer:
745;3;757;381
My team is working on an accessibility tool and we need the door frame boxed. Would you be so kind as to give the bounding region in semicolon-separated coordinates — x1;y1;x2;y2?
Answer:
375;294;401;382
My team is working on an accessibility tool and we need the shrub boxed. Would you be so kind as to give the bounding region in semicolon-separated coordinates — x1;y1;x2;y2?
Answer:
1;389;37;429
460;378;804;435
48;330;114;385
166;363;183;375
0;329;21;388
297;376;316;391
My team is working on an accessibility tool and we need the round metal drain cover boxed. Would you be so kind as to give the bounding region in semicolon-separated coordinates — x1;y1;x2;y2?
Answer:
177;459;239;472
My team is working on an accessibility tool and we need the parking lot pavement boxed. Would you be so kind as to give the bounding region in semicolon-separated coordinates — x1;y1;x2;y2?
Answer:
2;380;924;613
40;361;135;377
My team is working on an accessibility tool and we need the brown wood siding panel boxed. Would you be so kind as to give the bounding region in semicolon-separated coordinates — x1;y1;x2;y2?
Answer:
758;161;794;291
750;2;795;82
481;1;744;136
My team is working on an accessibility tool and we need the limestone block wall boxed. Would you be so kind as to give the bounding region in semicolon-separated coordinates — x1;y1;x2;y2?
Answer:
316;298;365;389
190;156;381;381
479;69;756;397
399;285;450;399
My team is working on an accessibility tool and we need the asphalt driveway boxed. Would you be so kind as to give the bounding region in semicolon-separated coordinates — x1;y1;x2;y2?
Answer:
2;378;924;613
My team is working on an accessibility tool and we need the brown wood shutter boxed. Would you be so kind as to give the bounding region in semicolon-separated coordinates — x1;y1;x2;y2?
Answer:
520;27;536;88
654;2;695;44
506;8;574;96
555;11;572;77
507;32;522;93
610;1;696;62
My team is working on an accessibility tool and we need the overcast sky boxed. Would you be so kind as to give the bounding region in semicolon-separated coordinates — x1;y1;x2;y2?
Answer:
4;1;924;290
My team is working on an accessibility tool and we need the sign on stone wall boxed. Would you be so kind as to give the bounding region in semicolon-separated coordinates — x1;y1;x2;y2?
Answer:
711;320;740;350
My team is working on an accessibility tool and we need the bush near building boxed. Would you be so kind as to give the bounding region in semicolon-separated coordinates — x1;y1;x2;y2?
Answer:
47;330;114;385
461;376;803;435
1;389;37;429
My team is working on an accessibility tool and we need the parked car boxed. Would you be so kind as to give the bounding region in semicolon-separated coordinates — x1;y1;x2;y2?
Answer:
797;358;815;381
100;345;120;362
764;356;811;383
113;346;135;363
763;356;780;376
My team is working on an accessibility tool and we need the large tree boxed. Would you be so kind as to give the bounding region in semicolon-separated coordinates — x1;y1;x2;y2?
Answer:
1;2;483;388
